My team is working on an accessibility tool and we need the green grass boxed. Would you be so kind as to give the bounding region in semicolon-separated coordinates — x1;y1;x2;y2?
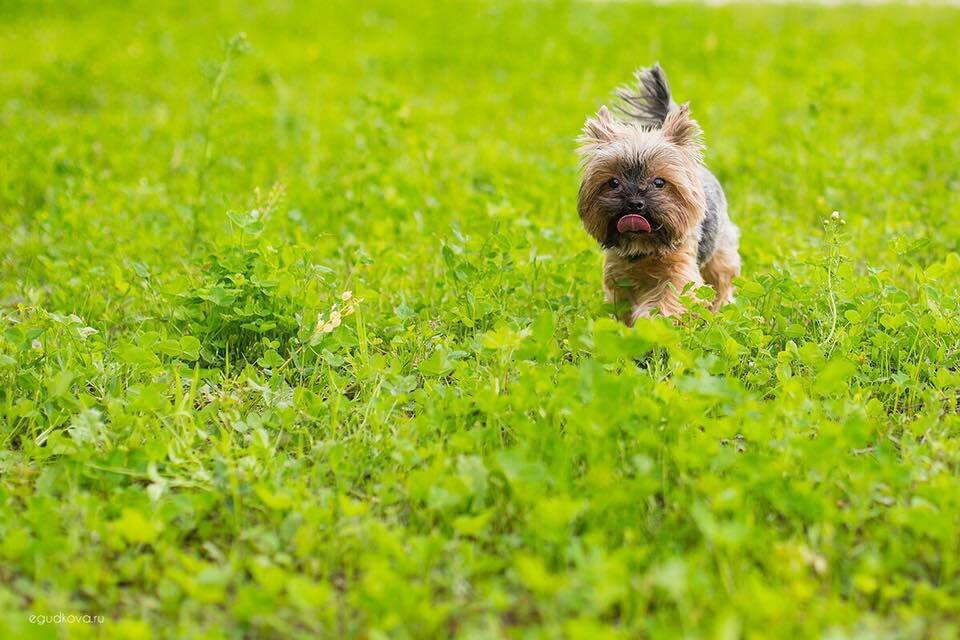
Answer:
2;0;960;637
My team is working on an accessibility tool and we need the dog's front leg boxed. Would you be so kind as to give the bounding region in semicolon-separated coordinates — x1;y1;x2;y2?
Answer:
627;258;702;324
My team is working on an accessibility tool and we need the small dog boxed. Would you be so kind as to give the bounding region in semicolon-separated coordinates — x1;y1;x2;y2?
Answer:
577;64;741;324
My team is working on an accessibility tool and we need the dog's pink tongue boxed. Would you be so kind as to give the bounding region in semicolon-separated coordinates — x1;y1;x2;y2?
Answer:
617;214;651;234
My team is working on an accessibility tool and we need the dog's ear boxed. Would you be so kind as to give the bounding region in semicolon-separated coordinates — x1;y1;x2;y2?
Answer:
579;105;617;148
661;102;703;151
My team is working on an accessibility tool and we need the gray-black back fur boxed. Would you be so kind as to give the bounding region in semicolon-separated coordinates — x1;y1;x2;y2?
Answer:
697;166;724;266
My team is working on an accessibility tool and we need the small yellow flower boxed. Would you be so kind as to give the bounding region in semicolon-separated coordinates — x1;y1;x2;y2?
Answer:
341;291;353;301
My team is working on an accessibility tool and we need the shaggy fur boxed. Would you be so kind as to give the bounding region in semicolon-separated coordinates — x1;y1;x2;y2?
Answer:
577;64;741;324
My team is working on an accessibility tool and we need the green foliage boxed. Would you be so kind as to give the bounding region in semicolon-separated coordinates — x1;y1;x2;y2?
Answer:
2;1;960;638
171;185;327;365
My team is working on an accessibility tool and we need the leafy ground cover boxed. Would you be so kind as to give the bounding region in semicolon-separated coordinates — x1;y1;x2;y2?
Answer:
2;0;960;637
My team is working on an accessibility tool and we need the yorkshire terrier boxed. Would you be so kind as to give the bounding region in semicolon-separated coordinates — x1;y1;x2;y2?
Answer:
577;64;741;325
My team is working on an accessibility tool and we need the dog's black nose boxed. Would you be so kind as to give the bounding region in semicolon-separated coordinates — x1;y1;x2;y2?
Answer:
626;198;645;212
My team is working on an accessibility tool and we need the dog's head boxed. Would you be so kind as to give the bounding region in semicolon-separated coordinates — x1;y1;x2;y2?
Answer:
576;104;705;257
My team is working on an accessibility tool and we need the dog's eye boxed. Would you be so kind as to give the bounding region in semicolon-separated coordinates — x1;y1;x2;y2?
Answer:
653;177;666;189
607;178;621;190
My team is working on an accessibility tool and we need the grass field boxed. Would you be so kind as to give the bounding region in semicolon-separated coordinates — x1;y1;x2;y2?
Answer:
3;0;960;637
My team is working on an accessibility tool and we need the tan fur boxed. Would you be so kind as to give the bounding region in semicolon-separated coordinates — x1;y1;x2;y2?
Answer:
578;119;705;257
604;239;703;324
577;68;741;323
699;224;741;312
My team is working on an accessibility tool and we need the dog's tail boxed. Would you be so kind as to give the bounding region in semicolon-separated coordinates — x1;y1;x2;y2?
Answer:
616;63;675;128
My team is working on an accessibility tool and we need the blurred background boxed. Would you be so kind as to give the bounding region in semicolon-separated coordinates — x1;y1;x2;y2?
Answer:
3;0;959;305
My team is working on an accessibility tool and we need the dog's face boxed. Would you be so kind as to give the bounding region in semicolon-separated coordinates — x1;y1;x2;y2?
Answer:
577;105;706;257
